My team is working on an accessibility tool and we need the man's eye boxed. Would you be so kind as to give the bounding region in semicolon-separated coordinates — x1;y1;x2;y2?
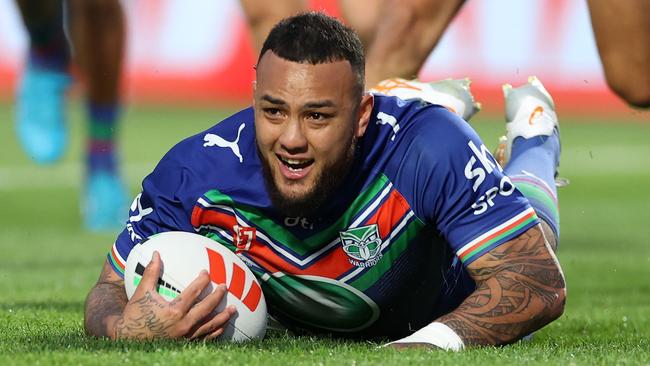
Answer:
264;108;282;117
307;112;327;120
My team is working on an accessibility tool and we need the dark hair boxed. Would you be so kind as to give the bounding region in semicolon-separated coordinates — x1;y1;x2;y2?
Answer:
258;12;365;95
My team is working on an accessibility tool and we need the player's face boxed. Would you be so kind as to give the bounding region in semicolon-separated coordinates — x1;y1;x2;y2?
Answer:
254;51;373;215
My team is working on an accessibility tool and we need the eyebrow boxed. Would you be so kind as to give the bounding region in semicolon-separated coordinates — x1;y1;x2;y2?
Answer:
260;95;336;109
261;94;286;105
304;100;336;109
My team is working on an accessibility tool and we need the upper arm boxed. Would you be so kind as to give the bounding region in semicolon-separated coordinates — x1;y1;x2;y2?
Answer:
466;224;566;316
436;224;566;345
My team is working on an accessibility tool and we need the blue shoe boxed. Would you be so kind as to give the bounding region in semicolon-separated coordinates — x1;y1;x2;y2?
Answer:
83;171;129;232
16;63;71;164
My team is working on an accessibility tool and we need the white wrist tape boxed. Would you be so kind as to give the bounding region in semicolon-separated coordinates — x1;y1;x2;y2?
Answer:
386;322;465;351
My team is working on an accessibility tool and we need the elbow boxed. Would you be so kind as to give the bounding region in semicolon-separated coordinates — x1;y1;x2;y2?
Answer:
544;255;567;323
538;277;567;328
548;285;567;322
523;284;565;341
529;265;567;330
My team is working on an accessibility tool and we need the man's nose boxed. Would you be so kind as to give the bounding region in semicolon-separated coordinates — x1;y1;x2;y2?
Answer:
278;118;308;153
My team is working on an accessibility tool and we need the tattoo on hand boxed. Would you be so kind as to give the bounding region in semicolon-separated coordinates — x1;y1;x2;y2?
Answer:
439;227;566;346
115;292;177;339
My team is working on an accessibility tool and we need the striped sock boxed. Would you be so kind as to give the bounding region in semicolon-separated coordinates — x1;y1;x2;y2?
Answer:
510;173;559;238
87;102;119;173
505;133;560;240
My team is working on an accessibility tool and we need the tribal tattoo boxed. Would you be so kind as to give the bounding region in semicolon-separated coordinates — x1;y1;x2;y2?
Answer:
84;260;129;338
438;225;566;346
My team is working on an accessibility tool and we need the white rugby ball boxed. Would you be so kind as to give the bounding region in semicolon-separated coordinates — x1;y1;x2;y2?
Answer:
124;231;267;341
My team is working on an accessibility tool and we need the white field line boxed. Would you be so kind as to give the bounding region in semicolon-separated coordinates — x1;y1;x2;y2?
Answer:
0;162;156;190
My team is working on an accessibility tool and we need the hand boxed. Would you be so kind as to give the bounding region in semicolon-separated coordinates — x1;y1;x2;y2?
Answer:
110;251;237;340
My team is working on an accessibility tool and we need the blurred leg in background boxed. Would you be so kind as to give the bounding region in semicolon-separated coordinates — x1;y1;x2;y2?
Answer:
587;0;650;108
240;0;307;54
337;0;381;50
240;0;650;108
341;0;465;87
14;0;127;231
68;0;127;231
15;0;71;164
240;0;464;88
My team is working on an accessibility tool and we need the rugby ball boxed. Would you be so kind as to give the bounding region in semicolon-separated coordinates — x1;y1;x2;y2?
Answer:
124;231;267;341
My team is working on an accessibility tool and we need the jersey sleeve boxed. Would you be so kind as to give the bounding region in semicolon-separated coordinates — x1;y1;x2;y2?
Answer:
402;107;539;266
108;149;197;278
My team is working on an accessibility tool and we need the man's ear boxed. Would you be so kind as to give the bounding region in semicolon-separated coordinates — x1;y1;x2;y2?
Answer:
355;93;374;137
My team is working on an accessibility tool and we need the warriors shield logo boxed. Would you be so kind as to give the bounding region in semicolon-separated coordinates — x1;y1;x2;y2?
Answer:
339;224;383;268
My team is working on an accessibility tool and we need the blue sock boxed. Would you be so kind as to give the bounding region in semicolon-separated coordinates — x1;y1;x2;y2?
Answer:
504;133;560;240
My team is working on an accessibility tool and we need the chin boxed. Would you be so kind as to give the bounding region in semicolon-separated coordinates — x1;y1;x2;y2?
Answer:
258;144;354;217
275;179;314;202
270;176;323;216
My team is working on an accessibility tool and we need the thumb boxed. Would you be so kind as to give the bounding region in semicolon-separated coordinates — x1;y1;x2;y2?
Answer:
137;251;163;293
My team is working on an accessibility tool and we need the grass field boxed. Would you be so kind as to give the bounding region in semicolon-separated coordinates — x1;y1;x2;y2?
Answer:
1;101;649;365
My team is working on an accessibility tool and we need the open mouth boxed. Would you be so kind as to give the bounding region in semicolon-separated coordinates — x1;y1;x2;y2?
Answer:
277;154;314;171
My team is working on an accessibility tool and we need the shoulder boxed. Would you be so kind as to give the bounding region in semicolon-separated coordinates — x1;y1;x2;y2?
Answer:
160;107;255;168
370;94;481;164
146;106;258;194
364;95;494;221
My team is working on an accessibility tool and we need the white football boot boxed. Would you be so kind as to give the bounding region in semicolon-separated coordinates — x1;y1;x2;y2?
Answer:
496;76;568;187
369;77;481;121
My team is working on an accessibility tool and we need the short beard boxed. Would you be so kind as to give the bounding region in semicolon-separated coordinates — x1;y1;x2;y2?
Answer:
258;139;356;217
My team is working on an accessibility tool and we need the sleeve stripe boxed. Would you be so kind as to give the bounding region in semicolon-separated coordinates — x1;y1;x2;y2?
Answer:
457;208;537;263
108;243;126;275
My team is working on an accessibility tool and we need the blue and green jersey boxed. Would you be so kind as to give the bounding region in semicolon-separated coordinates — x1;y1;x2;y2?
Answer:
109;95;538;339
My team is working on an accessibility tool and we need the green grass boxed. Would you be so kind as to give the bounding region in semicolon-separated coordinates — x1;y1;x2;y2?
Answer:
1;101;649;365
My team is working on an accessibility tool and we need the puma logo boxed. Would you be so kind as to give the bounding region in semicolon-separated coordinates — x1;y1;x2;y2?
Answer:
203;123;246;163
376;112;400;141
528;106;544;125
129;193;153;223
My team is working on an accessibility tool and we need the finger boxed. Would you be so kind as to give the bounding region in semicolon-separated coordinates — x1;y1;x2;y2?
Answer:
185;283;228;324
203;327;224;341
172;270;211;313
136;251;163;294
189;305;237;341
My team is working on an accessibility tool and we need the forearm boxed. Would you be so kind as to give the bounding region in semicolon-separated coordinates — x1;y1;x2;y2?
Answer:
437;226;566;346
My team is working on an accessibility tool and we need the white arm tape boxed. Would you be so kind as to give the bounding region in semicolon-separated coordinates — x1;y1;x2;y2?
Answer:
386;322;465;351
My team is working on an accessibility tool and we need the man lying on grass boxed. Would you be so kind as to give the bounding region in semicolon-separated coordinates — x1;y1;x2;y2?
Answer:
84;12;566;350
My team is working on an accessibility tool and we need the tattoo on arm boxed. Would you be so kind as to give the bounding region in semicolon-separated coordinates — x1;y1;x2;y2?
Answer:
84;260;128;338
438;226;566;346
